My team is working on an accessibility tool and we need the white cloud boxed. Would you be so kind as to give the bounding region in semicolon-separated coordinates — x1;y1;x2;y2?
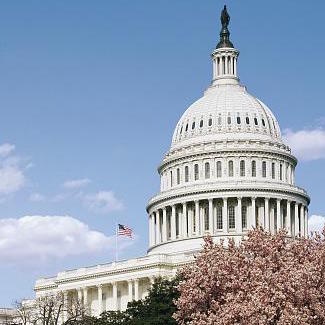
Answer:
283;128;325;161
29;193;45;202
84;191;124;213
0;143;15;157
0;215;132;264
0;143;26;196
308;214;325;233
63;178;91;189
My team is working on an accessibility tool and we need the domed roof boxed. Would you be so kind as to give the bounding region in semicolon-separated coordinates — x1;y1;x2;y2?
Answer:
171;83;282;150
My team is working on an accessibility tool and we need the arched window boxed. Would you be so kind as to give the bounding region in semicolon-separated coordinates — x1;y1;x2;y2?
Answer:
254;117;258;126
242;205;247;229
194;164;199;180
240;160;245;177
185;124;188;132
280;164;283;181
205;162;210;179
170;170;173;187
228;160;234;177
177;168;180;185
216;161;222;178
216;206;223;230
185;166;189;182
208;118;212;127
192;122;195;130
272;163;275;179
262;119;266;127
200;120;204;128
227;116;231;125
228;206;235;229
246;117;250;124
237;116;241;124
252;160;256;177
262;161;267;178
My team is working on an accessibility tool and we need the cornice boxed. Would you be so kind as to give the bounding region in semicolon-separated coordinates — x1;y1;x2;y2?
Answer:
146;186;310;212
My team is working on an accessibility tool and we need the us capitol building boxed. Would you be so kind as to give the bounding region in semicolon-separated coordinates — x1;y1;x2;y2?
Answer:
1;6;310;324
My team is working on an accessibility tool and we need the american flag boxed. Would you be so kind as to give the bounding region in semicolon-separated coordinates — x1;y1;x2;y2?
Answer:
118;224;133;238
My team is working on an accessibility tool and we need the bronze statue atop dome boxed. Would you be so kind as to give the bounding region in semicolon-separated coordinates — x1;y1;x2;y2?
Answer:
216;5;234;49
221;5;230;28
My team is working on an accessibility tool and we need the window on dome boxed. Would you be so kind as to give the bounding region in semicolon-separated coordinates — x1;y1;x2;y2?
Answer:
254;118;258;126
216;161;222;178
272;163;275;179
208;118;212;127
240;160;245;177
252;160;256;177
227;116;231;125
205;162;210;179
262;161;267;178
280;164;283;181
246;117;250;124
262;119;266;127
242;205;247;229
218;115;222;125
228;160;234;177
216;206;223;230
200;120;204;128
185;166;189;182
170;171;173;187
185;124;188;132
194;164;199;180
180;126;183;134
228;206;235;229
177;168;180;185
237;117;241;124
192;122;195;130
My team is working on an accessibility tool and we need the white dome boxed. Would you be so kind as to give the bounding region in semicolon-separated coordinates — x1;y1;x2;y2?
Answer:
171;83;282;150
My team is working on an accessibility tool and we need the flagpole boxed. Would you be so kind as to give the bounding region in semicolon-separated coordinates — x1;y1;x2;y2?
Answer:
115;222;118;262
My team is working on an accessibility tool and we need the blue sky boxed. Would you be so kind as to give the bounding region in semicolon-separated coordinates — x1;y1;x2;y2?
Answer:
0;0;325;306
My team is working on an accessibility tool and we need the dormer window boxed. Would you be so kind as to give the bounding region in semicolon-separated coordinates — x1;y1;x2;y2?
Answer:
192;122;195;130
227;116;231;125
254;118;258;125
246;117;250;124
262;119;266;127
200;120;204;128
237;117;241;124
208;118;212;126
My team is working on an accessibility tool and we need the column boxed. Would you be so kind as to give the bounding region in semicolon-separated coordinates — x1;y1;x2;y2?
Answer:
155;211;160;244
128;280;133;302
276;199;281;232
225;56;228;74
112;282;118;311
77;288;82;302
264;198;270;232
251;197;256;228
222;198;228;233
162;207;167;242
195;200;200;235
188;205;193;236
208;199;213;234
134;279;139;301
304;208;308;237
83;287;88;307
97;285;103;315
171;205;176;240
200;205;204;234
63;291;68;322
294;202;299;237
182;202;187;238
234;57;237;76
287;201;291;236
150;214;155;246
300;204;305;237
236;197;242;234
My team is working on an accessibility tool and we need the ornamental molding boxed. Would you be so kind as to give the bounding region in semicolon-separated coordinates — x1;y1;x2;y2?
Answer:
146;186;310;212
159;147;297;173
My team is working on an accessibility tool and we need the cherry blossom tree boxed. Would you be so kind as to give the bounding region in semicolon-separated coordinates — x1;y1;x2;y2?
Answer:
174;228;325;325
